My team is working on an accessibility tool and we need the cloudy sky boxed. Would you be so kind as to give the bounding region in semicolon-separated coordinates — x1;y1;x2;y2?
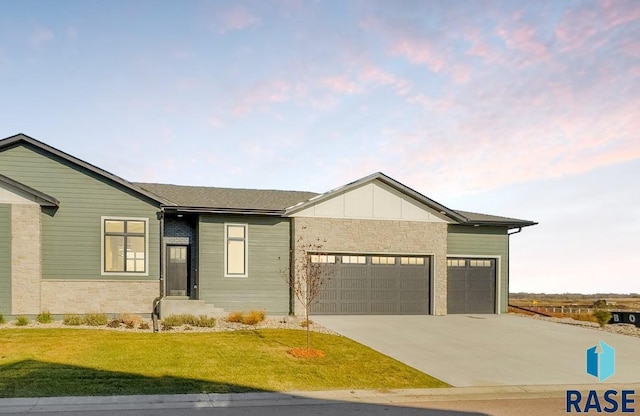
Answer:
1;1;638;294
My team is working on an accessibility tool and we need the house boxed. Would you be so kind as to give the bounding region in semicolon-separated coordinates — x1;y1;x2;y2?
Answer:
0;133;536;319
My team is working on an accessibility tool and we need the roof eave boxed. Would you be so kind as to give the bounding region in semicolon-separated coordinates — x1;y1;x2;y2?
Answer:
0;134;174;207
0;173;60;207
163;206;285;216
464;220;538;229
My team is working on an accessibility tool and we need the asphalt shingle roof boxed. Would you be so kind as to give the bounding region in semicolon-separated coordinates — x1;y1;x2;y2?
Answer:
135;182;319;212
455;210;537;227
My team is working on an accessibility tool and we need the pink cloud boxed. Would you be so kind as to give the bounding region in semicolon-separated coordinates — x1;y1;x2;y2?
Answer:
322;75;361;94
31;27;54;46
390;36;446;73
233;79;291;114
358;64;410;95
556;1;640;54
496;23;549;62
450;64;471;84
216;5;261;33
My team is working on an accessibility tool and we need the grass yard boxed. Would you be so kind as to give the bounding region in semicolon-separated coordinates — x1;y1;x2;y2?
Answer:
0;329;447;397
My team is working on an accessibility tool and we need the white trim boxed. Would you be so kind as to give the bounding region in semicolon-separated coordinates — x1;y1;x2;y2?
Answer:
224;223;248;278
446;254;502;314
100;216;150;277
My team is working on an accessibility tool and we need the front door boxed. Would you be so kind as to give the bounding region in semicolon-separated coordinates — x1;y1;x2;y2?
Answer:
167;245;189;296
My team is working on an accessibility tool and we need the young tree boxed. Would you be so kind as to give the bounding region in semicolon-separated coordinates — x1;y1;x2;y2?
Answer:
287;231;336;352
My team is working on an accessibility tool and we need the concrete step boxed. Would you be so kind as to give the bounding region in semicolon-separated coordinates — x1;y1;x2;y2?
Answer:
159;298;225;319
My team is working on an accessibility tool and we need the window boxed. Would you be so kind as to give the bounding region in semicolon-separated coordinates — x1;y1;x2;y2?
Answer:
342;255;366;264
310;254;336;264
400;257;425;265
447;259;466;267
470;259;492;267
225;224;248;277
102;217;147;274
371;256;396;265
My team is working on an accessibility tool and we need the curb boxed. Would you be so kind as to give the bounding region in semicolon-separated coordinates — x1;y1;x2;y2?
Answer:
1;384;639;413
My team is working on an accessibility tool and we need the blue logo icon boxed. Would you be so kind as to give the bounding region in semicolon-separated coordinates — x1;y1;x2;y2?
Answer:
586;341;615;382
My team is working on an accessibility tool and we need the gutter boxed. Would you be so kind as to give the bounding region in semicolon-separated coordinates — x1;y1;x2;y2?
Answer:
163;206;284;216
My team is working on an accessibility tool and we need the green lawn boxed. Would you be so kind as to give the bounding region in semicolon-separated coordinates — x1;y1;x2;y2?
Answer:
0;329;447;397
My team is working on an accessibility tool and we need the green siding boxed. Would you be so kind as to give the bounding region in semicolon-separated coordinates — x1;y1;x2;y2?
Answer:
447;225;509;313
0;205;10;315
199;215;290;314
0;144;160;281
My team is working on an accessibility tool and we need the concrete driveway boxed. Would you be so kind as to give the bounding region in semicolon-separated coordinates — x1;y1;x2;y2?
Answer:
313;314;640;387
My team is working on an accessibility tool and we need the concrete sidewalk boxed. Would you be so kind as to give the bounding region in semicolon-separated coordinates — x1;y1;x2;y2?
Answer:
1;384;639;413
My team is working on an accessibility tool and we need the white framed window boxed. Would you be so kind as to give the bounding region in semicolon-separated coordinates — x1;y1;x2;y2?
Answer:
371;256;396;265
447;259;466;267
309;254;336;264
101;217;149;275
342;255;366;264
225;223;248;277
400;257;425;265
470;259;492;267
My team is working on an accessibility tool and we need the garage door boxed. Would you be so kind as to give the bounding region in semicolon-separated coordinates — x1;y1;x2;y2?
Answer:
311;255;430;315
447;258;496;314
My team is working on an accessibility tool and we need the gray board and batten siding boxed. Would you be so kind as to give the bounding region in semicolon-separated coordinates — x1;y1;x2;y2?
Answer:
0;142;161;281
198;215;291;314
447;225;509;313
0;204;10;315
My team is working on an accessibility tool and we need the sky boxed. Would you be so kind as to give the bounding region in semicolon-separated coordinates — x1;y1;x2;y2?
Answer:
1;0;638;294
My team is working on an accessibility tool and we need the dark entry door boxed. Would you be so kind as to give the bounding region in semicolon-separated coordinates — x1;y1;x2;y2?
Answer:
167;245;189;296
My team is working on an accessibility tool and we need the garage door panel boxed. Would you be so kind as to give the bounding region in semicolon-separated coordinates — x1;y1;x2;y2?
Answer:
341;303;368;314
311;255;430;315
341;290;368;301
447;258;496;314
340;279;367;289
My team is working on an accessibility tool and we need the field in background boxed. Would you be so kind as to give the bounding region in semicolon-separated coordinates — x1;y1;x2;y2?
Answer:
509;293;640;323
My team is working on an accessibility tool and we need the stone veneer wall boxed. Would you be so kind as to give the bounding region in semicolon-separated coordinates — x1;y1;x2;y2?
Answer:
292;217;449;315
40;280;159;315
11;204;42;315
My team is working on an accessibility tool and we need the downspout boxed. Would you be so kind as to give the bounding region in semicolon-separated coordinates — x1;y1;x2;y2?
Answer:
152;209;165;332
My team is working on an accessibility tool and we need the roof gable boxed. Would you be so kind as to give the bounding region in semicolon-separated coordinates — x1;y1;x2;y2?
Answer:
0;134;172;206
286;172;465;223
0;174;59;207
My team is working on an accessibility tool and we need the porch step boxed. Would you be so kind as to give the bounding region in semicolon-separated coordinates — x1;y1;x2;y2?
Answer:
159;298;225;319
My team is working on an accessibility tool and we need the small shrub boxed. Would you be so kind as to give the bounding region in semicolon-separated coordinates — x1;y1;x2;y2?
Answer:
183;325;192;331
593;309;612;328
0;314;5;324
300;319;311;328
163;314;197;327
83;313;108;326
63;314;82;326
37;311;53;324
241;310;266;325
119;313;142;328
227;311;244;323
161;323;173;331
138;322;150;330
196;315;216;328
107;319;121;328
15;316;29;326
